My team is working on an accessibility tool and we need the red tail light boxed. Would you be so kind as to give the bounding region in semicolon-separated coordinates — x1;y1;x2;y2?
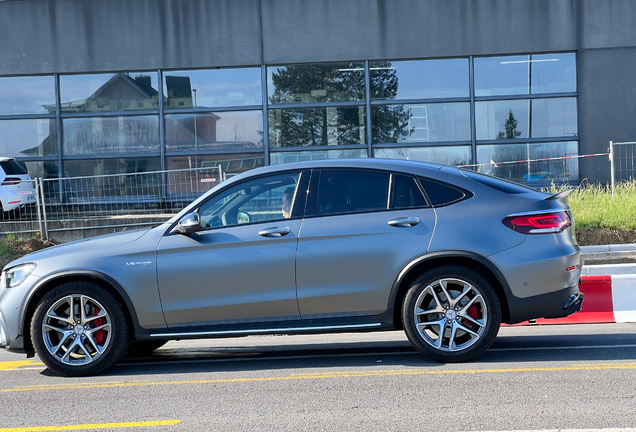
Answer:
503;211;571;234
1;177;22;186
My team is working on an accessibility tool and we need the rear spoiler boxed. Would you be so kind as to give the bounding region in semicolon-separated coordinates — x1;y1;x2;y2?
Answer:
544;189;575;200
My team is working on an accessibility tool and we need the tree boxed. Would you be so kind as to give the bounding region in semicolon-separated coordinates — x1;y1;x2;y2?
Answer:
496;109;521;140
269;62;409;147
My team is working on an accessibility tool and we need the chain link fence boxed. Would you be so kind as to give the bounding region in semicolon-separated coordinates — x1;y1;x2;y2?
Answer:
0;166;222;241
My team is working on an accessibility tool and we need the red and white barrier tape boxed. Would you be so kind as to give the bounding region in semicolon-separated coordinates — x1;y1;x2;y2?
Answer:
458;152;610;168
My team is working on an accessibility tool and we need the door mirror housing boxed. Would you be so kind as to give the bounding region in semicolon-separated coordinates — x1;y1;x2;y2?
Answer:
175;212;202;234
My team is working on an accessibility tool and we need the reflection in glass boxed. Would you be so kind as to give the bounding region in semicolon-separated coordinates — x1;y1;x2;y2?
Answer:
270;149;367;165
475;100;529;140
474;55;529;96
371;59;469;100
372;103;470;144
63;116;160;155
0;76;56;115
164;68;262;108
63;157;162;177
165;111;263;152
476;141;579;184
20;161;64;180
531;53;576;94
374;146;471;166
0;119;57;157
60;72;159;112
166;153;264;175
532;98;578;138
268;62;365;104
269;107;366;147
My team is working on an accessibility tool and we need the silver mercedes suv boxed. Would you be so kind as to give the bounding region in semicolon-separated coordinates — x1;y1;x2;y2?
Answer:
0;159;583;376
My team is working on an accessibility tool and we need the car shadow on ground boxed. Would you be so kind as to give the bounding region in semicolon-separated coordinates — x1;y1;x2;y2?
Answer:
34;331;636;378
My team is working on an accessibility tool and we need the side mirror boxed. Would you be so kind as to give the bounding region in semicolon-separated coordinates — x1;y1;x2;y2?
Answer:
175;212;202;234
238;211;250;224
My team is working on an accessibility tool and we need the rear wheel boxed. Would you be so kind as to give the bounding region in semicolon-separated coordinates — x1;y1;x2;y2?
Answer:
31;282;130;377
402;265;501;363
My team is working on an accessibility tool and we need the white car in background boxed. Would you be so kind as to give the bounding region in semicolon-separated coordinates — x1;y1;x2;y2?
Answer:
0;158;36;217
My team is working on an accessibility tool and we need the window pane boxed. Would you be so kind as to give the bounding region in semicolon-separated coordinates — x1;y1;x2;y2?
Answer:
372;102;470;144
270;149;367;165
531;53;576;94
371;59;469;100
166;153;264;175
63;116;159;155
0;119;57;157
165;111;263;152
60;72;159;113
268;62;365;104
474;55;529;96
164;68;262;108
531;98;578;138
63;157;161;177
199;172;300;228
476;141;579;184
374;146;471;166
21;161;63;179
269;107;366;147
475;100;529;140
392;175;427;209
318;171;389;215
418;177;466;206
0;76;56;115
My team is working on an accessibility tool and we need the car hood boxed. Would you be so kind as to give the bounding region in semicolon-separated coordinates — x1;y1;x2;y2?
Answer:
4;227;154;271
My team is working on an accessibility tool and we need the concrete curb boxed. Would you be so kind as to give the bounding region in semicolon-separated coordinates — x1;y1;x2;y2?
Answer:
581;244;636;253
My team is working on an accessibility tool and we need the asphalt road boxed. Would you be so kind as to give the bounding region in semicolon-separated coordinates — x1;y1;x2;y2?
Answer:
1;323;636;432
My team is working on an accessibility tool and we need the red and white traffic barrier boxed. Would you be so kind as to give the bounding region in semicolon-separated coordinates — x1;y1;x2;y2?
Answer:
517;275;636;325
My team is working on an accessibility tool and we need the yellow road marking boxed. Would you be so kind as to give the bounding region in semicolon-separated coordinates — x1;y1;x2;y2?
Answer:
0;361;43;371
1;362;635;393
0;420;180;431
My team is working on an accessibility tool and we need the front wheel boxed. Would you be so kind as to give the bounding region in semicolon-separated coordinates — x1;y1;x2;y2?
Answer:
31;282;130;377
402;265;501;363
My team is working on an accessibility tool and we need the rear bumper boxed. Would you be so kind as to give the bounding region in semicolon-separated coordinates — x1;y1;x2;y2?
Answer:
506;284;584;324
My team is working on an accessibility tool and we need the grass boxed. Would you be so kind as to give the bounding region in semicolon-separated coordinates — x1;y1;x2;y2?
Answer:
565;181;636;231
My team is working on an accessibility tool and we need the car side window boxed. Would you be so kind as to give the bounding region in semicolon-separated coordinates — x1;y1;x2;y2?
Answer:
391;175;428;209
418;176;468;207
198;172;301;229
317;170;390;216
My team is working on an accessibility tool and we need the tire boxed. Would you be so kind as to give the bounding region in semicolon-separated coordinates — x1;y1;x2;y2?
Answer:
126;339;168;354
402;265;501;363
30;281;130;377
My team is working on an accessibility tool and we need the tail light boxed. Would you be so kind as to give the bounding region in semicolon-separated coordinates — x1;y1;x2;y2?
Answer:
503;211;571;234
1;177;22;186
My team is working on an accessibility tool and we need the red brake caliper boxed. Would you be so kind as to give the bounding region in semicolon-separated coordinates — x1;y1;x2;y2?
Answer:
92;307;106;345
464;304;481;326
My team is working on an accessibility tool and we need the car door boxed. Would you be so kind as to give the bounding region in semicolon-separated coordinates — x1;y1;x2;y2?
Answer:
157;170;308;327
296;169;436;319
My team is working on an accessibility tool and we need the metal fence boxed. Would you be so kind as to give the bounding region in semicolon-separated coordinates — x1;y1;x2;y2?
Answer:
0;166;222;240
609;140;636;195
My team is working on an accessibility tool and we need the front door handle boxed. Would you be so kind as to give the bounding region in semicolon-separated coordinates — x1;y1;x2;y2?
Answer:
388;217;420;228
258;227;291;237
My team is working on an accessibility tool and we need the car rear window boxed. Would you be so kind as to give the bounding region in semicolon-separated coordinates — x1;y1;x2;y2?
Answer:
418;177;470;207
461;169;536;194
318;170;390;215
391;175;428;209
0;160;28;175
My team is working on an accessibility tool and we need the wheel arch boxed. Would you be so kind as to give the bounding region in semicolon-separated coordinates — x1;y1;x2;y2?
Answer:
389;251;512;329
20;271;140;356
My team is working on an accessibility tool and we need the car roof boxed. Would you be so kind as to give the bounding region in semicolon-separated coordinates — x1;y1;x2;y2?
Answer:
228;158;445;183
0;157;15;162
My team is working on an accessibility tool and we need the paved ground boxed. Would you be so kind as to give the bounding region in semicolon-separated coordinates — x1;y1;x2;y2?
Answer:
1;323;636;432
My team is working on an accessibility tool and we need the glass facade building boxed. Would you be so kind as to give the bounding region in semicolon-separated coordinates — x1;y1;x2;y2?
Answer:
0;53;578;186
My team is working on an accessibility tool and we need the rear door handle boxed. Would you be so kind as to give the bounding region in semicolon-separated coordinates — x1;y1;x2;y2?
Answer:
258;227;291;237
388;217;420;227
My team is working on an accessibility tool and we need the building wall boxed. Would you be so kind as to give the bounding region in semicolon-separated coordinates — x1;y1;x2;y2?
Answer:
2;0;636;183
